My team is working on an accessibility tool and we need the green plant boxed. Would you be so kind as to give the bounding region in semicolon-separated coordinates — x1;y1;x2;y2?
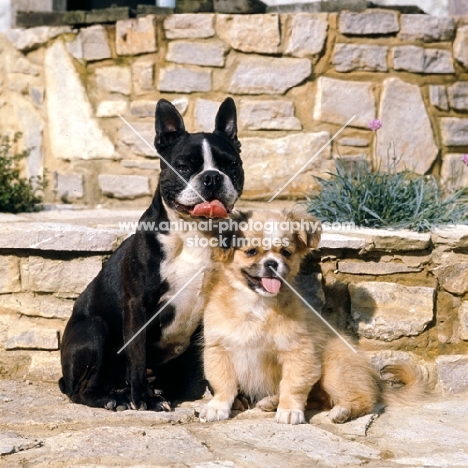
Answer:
304;158;468;232
0;132;47;213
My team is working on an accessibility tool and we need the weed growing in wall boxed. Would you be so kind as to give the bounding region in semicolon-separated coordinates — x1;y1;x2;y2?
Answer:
305;157;468;233
0;132;47;213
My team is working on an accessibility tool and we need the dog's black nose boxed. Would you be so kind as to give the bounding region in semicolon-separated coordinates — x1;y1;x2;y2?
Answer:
264;260;279;272
203;171;222;188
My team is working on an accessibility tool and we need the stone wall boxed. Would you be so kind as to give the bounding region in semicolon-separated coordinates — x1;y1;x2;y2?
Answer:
0;212;467;394
1;10;468;206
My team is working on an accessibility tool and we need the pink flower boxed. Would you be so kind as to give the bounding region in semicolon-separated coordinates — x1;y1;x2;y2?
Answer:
368;119;382;131
461;154;468;166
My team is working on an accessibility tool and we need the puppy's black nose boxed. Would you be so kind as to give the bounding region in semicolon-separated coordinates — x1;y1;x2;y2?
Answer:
203;170;222;188
264;260;279;273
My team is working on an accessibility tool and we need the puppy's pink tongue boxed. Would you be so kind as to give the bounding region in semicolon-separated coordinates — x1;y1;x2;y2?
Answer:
190;200;228;219
261;277;282;294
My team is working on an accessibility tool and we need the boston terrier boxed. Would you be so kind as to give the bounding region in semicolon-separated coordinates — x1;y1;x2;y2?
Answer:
59;98;244;411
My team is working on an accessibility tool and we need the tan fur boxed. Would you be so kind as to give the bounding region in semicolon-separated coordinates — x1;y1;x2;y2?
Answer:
200;209;426;425
379;363;431;406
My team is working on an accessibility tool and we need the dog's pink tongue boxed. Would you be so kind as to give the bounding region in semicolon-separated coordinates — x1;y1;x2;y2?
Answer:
261;278;282;294
191;200;228;219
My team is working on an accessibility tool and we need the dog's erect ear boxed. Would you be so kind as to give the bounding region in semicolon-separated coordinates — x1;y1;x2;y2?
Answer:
285;209;322;251
214;97;241;152
154;99;186;153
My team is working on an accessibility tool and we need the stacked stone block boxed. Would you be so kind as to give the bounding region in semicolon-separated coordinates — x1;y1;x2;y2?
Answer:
317;225;468;394
1;10;468;205
0;218;467;394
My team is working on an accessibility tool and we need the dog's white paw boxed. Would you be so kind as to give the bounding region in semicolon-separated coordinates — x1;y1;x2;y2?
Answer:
199;400;231;422
329;405;351;423
275;408;305;425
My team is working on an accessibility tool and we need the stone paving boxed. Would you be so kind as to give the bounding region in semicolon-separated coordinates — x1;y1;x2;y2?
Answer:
1;379;467;467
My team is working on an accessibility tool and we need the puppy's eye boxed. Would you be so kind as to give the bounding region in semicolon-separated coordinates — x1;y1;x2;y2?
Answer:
231;159;238;166
280;248;292;258
245;248;258;257
176;165;190;173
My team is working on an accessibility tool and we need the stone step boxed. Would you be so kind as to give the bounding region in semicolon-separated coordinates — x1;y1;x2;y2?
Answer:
1;208;467;252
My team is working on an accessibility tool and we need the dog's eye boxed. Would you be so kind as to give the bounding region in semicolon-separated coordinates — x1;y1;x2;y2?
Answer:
176;165;190;173
231;159;238;166
245;248;258;257
280;248;292;258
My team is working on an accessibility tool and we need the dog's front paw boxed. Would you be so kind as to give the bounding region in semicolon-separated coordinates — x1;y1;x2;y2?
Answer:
329;405;351;423
256;395;279;412
199;399;231;422
131;390;171;412
275;408;305;425
104;399;117;410
232;394;250;411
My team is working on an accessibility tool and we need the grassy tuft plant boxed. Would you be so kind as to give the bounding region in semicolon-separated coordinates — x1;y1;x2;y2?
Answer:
304;158;468;232
0;132;47;213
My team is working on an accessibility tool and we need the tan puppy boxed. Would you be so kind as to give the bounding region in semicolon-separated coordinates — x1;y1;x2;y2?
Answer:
200;209;424;425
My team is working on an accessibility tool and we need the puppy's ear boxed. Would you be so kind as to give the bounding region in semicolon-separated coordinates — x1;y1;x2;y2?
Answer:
285;209;322;251
212;244;235;263
230;209;251;225
212;231;236;263
211;210;250;262
154;99;186;153
214;97;241;152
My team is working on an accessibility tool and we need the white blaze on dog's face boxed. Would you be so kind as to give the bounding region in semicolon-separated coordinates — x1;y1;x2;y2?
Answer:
220;210;321;298
156;97;244;220
175;138;240;211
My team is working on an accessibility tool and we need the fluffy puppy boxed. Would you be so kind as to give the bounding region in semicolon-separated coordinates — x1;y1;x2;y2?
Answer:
200;209;425;424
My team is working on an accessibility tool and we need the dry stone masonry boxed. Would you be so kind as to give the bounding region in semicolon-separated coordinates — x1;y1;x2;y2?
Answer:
1;9;468;204
0;9;468;394
0;212;467;394
349;282;435;341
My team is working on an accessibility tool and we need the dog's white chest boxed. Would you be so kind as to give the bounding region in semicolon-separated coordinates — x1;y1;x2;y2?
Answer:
221;319;280;400
158;231;211;349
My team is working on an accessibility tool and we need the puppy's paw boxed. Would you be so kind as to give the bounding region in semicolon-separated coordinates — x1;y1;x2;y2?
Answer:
199;399;231;422
256;395;279;412
275;408;305;425
329;405;351;423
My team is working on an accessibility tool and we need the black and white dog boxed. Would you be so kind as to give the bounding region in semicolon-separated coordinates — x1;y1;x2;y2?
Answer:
59;98;244;411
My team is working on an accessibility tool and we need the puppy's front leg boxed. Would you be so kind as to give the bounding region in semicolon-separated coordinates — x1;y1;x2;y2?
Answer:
200;345;238;422
276;351;321;425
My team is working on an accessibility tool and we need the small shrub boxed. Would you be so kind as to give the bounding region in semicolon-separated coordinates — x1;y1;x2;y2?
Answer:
0;132;47;213
304;158;468;232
